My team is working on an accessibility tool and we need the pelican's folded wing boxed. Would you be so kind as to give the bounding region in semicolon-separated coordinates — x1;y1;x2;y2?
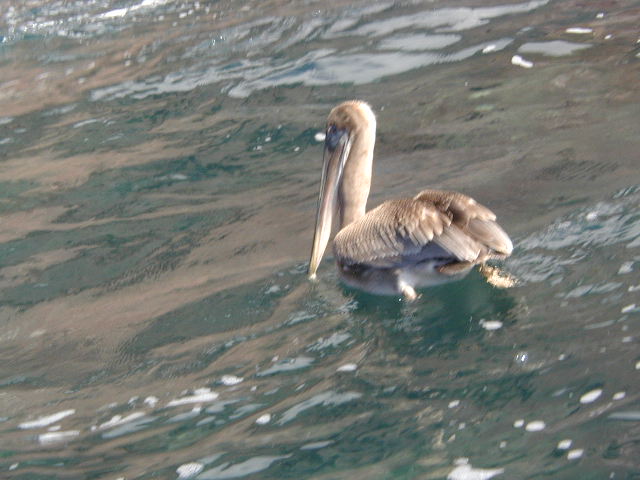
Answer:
333;190;512;268
415;190;513;256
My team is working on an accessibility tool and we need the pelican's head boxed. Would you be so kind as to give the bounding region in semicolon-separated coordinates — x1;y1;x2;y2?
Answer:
308;100;376;279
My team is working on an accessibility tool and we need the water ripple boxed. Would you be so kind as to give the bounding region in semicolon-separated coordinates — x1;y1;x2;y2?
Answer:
510;186;640;283
86;0;548;101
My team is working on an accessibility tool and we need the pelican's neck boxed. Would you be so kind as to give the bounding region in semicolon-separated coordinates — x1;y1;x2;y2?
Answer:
338;114;376;229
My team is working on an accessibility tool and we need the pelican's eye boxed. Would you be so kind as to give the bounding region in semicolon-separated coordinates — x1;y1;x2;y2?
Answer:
325;124;347;151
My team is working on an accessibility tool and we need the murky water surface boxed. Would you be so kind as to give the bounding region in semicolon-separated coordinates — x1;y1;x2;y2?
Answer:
1;0;640;478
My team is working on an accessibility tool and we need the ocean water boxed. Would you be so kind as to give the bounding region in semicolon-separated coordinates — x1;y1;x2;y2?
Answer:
1;0;640;478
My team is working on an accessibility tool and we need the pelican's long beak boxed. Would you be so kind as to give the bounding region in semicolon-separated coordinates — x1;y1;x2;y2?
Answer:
308;128;352;279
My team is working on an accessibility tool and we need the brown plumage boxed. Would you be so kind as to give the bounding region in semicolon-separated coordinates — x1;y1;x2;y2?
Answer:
308;101;513;300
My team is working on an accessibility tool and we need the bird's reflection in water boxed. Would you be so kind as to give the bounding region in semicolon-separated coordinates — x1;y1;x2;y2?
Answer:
315;267;518;358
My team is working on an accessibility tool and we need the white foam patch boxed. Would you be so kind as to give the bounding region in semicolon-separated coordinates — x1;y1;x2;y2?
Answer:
613;391;626;400
38;430;80;445
621;303;638;313
314;132;326;142
511;55;533;68
177;462;204;478
525;420;546;431
136;0;170;8
480;320;503;331
566;27;593;34
101;7;129;18
101;0;168;19
567;448;584;460
618;261;634;274
144;396;159;407
447;458;504;480
449;400;461;408
255;413;271;425
220;375;243;386
557;439;572;450
19;409;76;429
579;388;602;404
513;419;524;428
337;363;358;372
167;388;219;407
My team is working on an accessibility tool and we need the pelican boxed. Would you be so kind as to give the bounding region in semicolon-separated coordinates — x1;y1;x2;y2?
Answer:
308;100;514;300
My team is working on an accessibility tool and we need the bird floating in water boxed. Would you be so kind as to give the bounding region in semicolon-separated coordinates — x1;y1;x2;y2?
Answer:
308;100;514;300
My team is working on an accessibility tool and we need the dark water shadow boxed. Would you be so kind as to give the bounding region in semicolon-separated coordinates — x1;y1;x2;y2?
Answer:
344;268;519;357
119;278;291;357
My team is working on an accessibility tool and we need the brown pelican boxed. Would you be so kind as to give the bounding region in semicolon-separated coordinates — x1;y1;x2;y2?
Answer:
308;100;513;300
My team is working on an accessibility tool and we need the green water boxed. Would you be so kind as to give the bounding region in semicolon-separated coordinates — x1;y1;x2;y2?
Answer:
1;0;640;478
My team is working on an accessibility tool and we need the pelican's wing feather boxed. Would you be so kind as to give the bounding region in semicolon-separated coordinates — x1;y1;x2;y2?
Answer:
333;190;512;268
415;190;513;256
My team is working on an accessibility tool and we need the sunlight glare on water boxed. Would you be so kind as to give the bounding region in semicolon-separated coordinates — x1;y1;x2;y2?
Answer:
1;0;640;478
